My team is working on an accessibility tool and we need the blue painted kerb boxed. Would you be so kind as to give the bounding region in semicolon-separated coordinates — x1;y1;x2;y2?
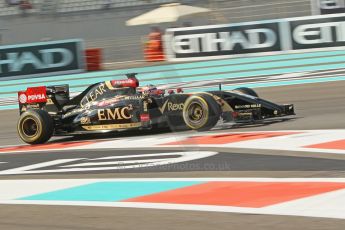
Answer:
18;181;202;202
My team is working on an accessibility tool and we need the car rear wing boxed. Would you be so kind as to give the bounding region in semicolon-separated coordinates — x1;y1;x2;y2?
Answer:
17;86;47;114
18;86;47;105
18;85;69;114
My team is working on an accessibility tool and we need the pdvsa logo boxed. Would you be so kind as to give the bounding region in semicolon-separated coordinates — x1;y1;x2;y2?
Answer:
28;94;46;101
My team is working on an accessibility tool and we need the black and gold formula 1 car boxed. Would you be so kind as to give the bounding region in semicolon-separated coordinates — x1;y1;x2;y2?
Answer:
16;73;295;144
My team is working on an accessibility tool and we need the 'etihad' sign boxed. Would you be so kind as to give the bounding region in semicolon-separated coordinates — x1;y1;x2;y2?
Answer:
166;22;280;60
165;13;345;61
172;29;277;54
0;39;84;79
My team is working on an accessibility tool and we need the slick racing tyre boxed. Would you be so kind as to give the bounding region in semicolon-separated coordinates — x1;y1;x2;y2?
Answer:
166;114;190;131
233;87;258;97
182;94;221;131
165;95;190;132
17;109;54;144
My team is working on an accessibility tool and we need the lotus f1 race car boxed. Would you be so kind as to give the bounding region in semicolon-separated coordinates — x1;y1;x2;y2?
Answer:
16;73;295;144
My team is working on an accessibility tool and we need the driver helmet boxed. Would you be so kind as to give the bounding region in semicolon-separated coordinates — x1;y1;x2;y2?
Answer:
141;84;157;93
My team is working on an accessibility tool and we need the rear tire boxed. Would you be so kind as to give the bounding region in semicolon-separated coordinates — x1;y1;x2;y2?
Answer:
17;110;54;144
182;94;221;131
233;87;258;97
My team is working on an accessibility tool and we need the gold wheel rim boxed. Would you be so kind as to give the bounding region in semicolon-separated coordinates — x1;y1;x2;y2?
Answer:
21;117;39;138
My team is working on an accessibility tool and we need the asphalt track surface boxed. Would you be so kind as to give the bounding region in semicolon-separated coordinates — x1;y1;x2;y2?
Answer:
0;81;345;229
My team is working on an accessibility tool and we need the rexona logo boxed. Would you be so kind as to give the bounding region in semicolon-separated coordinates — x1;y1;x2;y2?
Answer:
98;105;133;121
159;100;184;113
168;102;184;111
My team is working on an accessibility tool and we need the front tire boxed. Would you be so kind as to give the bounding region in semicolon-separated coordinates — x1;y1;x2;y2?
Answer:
166;115;189;131
182;94;221;131
17;110;54;144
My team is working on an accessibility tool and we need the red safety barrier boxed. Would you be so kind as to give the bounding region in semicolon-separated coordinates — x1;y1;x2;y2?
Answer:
85;48;103;71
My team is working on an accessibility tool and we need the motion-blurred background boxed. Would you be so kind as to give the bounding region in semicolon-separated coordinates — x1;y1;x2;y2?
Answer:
0;0;312;63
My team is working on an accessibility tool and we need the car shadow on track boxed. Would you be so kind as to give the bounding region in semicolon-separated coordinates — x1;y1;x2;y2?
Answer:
48;117;300;144
49;127;174;143
212;117;300;131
